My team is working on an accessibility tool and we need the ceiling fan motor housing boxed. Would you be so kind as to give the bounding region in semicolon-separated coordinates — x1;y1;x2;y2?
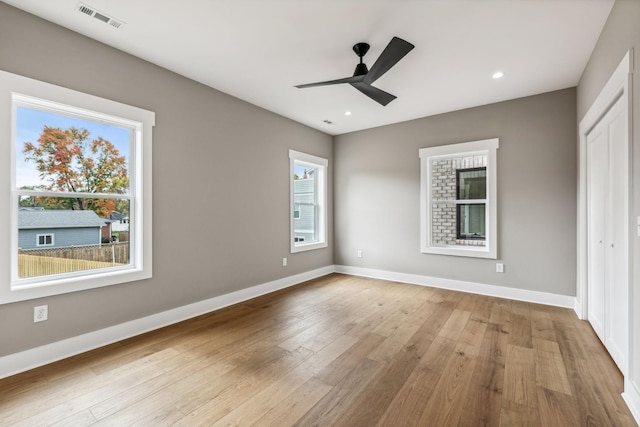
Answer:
353;63;369;76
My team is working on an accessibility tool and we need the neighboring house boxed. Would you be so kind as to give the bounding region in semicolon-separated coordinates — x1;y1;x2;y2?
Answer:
293;174;315;243
18;209;107;250
111;214;129;233
100;211;129;241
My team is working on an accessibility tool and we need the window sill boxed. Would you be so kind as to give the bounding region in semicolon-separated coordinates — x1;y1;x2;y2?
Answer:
291;241;327;253
4;266;151;304
421;245;496;259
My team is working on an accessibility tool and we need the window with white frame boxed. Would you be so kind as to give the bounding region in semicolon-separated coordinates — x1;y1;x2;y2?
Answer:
289;150;328;253
419;138;498;258
0;70;154;304
37;234;54;247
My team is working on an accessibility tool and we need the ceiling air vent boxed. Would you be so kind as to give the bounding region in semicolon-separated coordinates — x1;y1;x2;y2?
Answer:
76;2;125;29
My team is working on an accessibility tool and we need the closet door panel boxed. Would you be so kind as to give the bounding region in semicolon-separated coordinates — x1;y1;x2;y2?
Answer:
605;98;628;370
587;125;607;343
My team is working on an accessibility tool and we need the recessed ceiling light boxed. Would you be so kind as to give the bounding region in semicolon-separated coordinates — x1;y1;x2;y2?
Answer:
344;111;352;116
492;71;504;79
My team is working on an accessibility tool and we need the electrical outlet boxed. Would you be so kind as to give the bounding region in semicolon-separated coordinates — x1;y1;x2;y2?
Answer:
282;257;287;267
34;305;48;322
357;250;363;258
496;263;504;273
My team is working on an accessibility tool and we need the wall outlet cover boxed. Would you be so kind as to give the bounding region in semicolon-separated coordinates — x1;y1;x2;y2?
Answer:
34;305;48;322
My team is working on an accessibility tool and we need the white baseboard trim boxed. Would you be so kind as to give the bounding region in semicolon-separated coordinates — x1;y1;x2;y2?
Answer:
334;265;576;308
573;299;584;320
0;265;334;380
623;378;640;425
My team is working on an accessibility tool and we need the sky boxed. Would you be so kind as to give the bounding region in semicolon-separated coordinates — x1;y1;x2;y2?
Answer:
15;106;131;189
294;164;315;179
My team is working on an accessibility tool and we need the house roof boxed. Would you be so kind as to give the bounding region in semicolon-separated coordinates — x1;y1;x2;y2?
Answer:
18;209;107;230
108;211;128;221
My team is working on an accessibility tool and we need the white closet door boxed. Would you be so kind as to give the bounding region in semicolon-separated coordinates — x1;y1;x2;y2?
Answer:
605;96;628;370
587;121;607;342
586;95;628;374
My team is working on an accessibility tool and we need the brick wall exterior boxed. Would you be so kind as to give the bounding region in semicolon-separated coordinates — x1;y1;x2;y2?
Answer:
431;155;487;247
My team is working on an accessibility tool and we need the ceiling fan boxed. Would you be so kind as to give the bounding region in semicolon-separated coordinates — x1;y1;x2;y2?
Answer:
295;36;415;106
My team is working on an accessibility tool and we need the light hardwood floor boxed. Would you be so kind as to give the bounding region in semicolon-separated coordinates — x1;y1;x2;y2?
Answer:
0;274;636;426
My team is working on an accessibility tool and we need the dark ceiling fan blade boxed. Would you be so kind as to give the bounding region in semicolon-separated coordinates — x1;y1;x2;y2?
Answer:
363;36;414;85
350;82;397;106
295;75;364;89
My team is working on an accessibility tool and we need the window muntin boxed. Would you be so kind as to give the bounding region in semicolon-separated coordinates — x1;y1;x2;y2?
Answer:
289;150;328;253
419;139;498;258
0;69;154;304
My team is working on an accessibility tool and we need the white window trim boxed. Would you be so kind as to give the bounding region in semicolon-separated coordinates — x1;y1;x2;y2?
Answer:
36;233;55;247
289;149;328;253
419;138;498;259
0;70;154;304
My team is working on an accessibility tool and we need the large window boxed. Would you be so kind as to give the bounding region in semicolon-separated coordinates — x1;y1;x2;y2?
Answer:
289;150;328;253
419;138;498;258
0;70;154;304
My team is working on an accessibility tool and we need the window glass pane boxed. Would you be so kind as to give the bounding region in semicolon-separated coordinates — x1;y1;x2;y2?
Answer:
293;163;317;244
456;204;486;240
457;167;486;200
16;106;130;195
17;198;131;279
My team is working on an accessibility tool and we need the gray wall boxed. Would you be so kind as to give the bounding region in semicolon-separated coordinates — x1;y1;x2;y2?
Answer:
334;88;577;296
576;0;640;401
0;3;333;356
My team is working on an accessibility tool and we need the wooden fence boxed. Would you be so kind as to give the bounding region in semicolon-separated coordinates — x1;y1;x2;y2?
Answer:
19;242;129;263
18;243;129;278
19;254;121;278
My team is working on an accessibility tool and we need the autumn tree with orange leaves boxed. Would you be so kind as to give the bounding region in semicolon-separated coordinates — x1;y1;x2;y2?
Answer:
23;126;128;218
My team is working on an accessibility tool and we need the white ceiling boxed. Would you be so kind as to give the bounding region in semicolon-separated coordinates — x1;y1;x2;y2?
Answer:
3;0;614;136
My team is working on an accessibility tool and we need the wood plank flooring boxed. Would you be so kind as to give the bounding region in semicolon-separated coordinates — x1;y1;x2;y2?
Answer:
0;274;636;426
